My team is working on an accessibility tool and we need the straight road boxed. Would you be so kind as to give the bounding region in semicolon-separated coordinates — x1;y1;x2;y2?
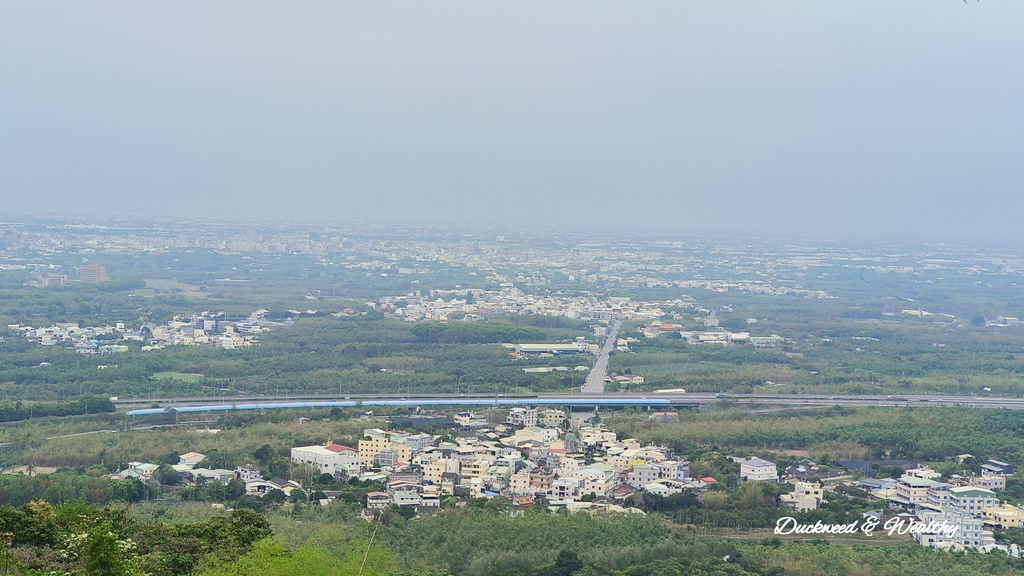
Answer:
122;392;1024;415
581;320;621;393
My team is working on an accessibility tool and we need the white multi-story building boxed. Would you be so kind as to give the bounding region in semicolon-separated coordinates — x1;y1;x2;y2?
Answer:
949;486;1000;518
507;408;538;427
551;477;583;501
291;444;360;474
629;464;660;486
657;460;690;481
915;509;995;549
740;458;778;483
558;456;586;478
925;482;954;508
402;433;435;455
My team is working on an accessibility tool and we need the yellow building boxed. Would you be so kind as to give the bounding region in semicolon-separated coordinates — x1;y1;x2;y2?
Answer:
985;504;1024;529
462;458;493;479
358;437;412;468
780;482;824;512
423;460;449;485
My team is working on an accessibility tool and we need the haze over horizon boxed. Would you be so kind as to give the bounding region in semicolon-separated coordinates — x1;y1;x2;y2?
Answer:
2;3;1022;242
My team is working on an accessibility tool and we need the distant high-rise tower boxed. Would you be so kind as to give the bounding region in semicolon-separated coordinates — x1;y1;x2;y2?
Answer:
80;264;107;283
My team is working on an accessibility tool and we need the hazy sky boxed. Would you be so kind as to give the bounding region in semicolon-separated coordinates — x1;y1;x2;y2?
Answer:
1;2;1021;241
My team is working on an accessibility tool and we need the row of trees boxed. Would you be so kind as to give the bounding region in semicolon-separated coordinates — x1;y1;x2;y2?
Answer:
0;473;157;507
0;396;115;422
613;406;1024;465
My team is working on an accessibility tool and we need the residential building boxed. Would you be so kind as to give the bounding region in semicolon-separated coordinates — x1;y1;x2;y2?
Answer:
740;458;778;483
423;460;450;485
925;482;954;508
178;452;206;467
392;490;422;507
656;460;690;481
541;409;566;427
507;408;538;427
985;504;1024;529
551;477;583;501
359;433;413;468
530;467;556;492
509;471;532;495
366;492;392;509
371;448;395;468
905;466;941;480
645;479;686;497
915;509;995;549
896;476;938;504
235;464;262;483
780;482;824;512
628;464;660;486
948;486;999;517
973;475;1007;491
402;433;435;455
461;459;492;479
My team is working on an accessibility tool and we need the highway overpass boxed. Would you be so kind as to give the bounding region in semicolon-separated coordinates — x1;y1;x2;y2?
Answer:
122;392;1024;416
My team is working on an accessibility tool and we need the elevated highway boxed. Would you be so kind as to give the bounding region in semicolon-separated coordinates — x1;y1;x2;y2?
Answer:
121;392;1024;416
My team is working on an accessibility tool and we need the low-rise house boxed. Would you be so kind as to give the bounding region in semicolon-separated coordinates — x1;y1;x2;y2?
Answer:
509;471;533;495
419;493;441;510
541;410;566;427
235;464;262;483
393;490;422;507
178;452;206;467
530;467;556;492
645;479;686;497
972;475;1006;491
191;468;235;484
366;492;392;509
127;462;159;480
245;477;300;496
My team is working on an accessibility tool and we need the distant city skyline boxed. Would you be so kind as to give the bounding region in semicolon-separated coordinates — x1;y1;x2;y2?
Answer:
2;3;1022;242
